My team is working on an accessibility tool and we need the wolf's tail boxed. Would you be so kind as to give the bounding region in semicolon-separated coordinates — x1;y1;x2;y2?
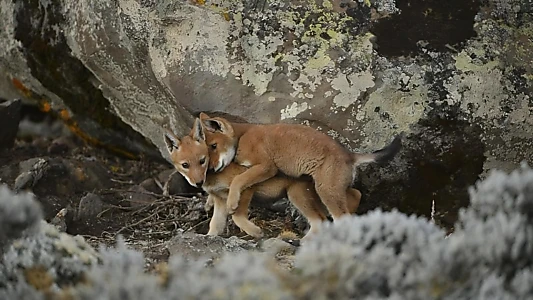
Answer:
352;134;403;167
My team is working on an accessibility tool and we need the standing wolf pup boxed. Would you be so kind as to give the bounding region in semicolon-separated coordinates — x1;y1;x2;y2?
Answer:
199;112;402;220
163;118;362;239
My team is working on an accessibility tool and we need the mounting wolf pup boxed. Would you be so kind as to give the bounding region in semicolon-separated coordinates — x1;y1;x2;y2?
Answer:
197;112;401;221
164;118;362;239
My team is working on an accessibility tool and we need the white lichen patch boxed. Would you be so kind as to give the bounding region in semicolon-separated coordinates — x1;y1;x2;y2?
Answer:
276;8;376;103
118;0;148;36
372;0;400;14
445;67;507;122
229;34;284;95
331;69;375;109
328;32;376;110
0;0;23;58
150;3;231;80
280;101;310;120
446;46;509;123
359;61;428;147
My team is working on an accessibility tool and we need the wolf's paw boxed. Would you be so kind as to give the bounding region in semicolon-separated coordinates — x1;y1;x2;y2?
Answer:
246;225;263;239
204;199;214;212
226;192;240;215
206;229;220;236
227;202;239;215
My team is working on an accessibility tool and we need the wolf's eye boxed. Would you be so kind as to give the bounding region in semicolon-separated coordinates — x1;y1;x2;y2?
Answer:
210;143;217;150
182;163;189;169
199;157;206;165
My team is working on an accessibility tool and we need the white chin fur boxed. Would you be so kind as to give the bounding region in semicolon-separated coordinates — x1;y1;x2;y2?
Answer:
183;174;197;188
215;160;225;173
215;148;236;172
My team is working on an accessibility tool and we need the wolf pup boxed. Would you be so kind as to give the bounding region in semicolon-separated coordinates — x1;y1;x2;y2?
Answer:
163;118;362;239
198;112;402;220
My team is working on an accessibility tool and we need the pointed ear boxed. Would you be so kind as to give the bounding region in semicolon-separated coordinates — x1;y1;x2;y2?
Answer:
201;118;234;135
202;119;222;133
191;118;206;142
163;129;180;153
199;112;211;120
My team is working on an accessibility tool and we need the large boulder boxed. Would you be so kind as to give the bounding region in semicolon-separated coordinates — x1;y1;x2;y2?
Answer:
1;0;532;228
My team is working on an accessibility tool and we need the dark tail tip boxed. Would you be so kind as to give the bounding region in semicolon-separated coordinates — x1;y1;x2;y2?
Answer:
372;133;403;164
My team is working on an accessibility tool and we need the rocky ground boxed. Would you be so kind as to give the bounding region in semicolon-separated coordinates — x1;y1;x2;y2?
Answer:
2;99;533;299
0;96;484;274
0;99;311;270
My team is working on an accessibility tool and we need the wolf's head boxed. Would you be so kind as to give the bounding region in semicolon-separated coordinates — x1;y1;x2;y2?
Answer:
163;118;209;188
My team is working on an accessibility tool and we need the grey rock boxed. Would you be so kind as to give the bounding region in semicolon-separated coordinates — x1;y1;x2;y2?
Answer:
50;207;68;232
0;98;21;150
0;0;532;231
13;158;49;193
0;164;16;184
139;178;160;194
62;159;113;192
260;238;296;256
76;193;104;222
0;1;188;161
124;185;157;207
138;169;196;196
166;230;257;261
19;158;47;174
157;169;191;196
180;196;209;223
270;199;290;213
47;136;72;155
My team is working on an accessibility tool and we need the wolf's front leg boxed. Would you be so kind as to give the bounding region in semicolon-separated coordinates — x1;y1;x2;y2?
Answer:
226;163;278;214
206;194;228;236
231;189;263;238
204;194;214;212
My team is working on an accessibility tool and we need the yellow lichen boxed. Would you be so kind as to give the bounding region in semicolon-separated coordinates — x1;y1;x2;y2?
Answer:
454;50;500;73
306;51;332;70
208;3;232;22
222;11;230;21
24;266;54;291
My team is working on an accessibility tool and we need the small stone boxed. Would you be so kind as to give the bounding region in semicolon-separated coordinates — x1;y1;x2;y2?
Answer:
19;157;47;173
261;238;297;256
63;159;113;191
50;208;68;232
139;178;160;194
77;193;104;221
165;230;257;261
13;158;49;192
31;137;49;149
270;199;290;213
47;136;72;155
125;185;157;207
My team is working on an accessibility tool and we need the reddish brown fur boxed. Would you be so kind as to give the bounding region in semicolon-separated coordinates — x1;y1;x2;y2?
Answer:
164;118;362;239
199;112;397;221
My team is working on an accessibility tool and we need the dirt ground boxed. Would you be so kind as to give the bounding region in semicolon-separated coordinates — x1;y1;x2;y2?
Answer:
0;107;307;269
